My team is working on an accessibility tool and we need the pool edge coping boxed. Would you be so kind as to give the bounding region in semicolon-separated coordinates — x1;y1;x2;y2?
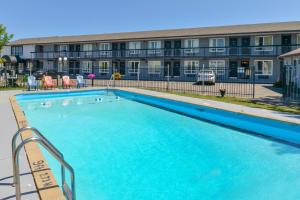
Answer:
9;96;66;200
116;87;300;126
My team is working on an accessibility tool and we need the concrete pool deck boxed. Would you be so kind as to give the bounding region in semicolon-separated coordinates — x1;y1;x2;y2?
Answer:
0;87;299;200
0;90;39;200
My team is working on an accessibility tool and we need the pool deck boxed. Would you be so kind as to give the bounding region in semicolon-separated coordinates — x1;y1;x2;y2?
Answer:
0;87;299;200
0;90;39;200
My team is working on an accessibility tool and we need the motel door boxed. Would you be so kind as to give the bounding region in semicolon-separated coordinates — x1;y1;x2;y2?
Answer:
282;35;291;53
241;37;250;55
113;61;126;75
229;61;238;78
164;61;171;76
164;61;180;77
173;61;180;77
69;61;80;75
229;38;238;55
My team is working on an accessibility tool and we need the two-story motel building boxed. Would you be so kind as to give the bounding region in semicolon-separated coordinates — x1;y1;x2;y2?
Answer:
1;21;300;83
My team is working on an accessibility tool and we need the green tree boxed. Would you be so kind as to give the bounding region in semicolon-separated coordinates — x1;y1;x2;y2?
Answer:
0;24;13;63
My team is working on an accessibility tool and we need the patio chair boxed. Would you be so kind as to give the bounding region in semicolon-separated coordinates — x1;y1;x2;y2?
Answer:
43;76;56;89
62;75;76;88
76;75;86;88
27;75;38;91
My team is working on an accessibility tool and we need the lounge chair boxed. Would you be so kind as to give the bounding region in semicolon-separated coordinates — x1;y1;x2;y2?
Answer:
62;75;76;88
27;75;38;91
76;75;86;88
43;76;56;89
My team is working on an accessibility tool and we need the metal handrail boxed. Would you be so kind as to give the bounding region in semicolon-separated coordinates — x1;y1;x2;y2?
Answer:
11;127;65;188
12;128;75;200
106;74;114;92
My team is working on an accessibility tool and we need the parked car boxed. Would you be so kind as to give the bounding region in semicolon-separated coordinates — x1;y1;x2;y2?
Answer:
197;70;216;85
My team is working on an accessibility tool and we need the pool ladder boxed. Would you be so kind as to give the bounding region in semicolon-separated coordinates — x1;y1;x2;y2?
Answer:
106;74;115;93
12;127;76;200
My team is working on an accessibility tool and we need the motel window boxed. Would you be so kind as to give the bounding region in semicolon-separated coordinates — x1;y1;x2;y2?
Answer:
83;44;93;51
129;41;141;55
255;60;273;76
184;60;199;74
184;39;199;48
82;61;93;73
83;44;93;56
129;41;141;49
209;38;225;52
148;61;161;74
59;45;68;52
99;61;109;73
209;60;226;75
255;36;273;51
99;43;110;51
128;61;140;73
284;58;292;66
148;41;161;49
11;46;23;56
148;41;162;55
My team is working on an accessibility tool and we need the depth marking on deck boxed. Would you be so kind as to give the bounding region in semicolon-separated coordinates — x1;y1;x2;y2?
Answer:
10;96;66;200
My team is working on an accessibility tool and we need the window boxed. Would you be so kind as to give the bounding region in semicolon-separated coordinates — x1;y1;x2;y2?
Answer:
128;61;140;73
209;60;226;75
148;41;161;49
209;38;225;52
284;58;292;66
255;36;273;51
184;39;199;48
129;41;141;55
99;61;109;73
99;43;110;57
255;60;273;75
83;44;93;51
59;45;68;52
148;41;162;55
184;39;199;53
11;46;23;56
82;61;93;73
184;60;199;74
148;61;161;74
297;34;300;47
99;43;110;50
129;41;141;49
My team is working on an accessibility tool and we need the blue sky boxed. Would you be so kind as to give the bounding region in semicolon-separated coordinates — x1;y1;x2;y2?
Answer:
1;0;300;40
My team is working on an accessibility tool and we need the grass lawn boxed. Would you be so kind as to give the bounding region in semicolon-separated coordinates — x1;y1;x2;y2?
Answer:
0;86;27;91
148;89;300;115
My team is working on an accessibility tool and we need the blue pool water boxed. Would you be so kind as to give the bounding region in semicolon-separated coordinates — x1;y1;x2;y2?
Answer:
17;90;300;200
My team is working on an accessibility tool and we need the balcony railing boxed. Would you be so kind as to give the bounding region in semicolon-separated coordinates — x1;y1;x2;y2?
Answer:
31;45;299;59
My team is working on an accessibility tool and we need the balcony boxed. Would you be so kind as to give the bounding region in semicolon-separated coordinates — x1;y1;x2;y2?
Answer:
31;45;299;60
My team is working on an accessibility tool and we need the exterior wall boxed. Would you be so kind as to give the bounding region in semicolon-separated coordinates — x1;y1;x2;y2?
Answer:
11;31;300;83
22;45;35;59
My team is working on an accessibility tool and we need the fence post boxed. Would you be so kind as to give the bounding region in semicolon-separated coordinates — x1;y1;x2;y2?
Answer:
252;65;255;99
166;64;170;91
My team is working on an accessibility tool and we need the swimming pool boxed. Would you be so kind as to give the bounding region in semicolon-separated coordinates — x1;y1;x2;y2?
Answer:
17;89;300;200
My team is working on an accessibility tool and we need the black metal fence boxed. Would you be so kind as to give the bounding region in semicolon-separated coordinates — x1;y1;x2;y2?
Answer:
89;66;255;98
282;65;300;104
